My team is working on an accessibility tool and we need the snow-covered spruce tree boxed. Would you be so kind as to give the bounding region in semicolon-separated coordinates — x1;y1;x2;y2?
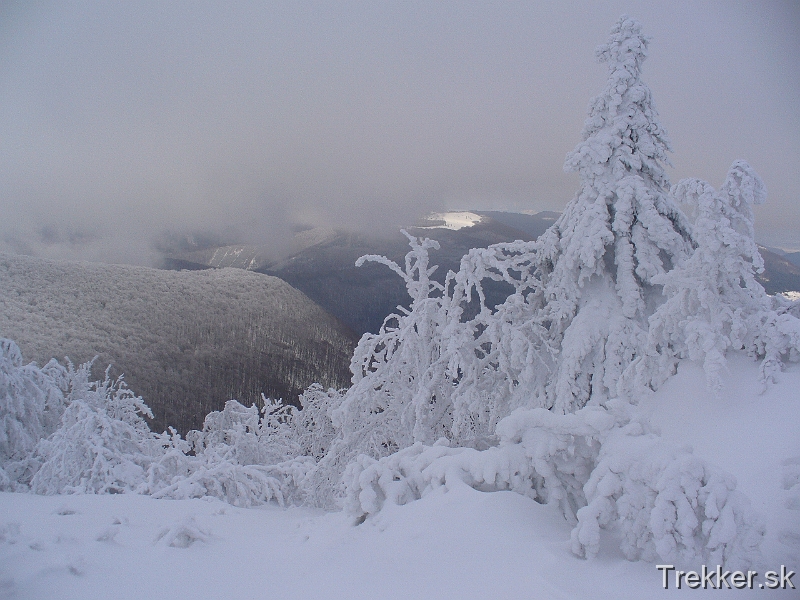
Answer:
539;15;692;412
0;339;67;490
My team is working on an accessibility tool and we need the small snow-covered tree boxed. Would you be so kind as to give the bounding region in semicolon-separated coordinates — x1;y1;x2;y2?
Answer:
0;339;66;489
639;160;800;392
31;364;155;495
328;233;449;464
436;241;557;441
303;233;448;507
641;162;767;392
572;418;764;569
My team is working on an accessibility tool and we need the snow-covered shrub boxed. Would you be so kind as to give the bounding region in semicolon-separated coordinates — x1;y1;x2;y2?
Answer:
572;420;764;570
343;404;618;524
148;444;309;508
289;384;343;461
0;339;66;490
189;400;275;463
345;400;764;569
144;399;315;507
154;516;211;548
343;443;527;522
638;160;800;393
139;426;193;494
30;365;155;495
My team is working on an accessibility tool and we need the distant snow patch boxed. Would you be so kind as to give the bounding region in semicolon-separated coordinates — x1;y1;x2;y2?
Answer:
420;212;483;231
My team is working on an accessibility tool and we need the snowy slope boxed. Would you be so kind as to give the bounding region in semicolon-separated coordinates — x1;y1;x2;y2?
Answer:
1;356;796;599
640;353;800;572
0;252;357;433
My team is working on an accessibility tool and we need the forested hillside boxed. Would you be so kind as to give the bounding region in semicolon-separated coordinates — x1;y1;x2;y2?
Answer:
0;253;357;432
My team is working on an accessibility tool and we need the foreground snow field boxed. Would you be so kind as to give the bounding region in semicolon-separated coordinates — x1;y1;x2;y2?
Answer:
2;356;797;600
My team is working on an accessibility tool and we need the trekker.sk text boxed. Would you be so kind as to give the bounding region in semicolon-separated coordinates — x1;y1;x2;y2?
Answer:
656;564;795;590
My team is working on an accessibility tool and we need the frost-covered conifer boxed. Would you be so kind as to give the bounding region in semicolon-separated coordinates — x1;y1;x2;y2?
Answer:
539;15;692;411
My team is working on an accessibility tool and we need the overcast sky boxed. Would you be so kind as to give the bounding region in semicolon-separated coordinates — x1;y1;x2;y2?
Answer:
1;1;798;265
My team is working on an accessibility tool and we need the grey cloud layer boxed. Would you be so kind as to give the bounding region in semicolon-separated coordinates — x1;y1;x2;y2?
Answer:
1;0;798;264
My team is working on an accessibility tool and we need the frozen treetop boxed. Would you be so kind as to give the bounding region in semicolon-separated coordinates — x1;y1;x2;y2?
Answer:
596;14;649;74
566;15;671;189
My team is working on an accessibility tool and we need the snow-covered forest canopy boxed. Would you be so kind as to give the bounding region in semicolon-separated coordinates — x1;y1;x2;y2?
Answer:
2;16;799;592
0;255;357;433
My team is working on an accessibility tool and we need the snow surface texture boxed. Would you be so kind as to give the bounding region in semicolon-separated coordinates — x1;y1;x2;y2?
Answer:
1;357;797;599
1;15;799;598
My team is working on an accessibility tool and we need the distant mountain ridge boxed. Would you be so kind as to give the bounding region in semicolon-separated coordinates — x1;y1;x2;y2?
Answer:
784;251;800;268
160;211;800;335
0;253;357;433
755;245;800;295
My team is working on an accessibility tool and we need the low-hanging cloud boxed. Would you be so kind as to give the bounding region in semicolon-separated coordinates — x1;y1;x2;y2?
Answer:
2;1;798;266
